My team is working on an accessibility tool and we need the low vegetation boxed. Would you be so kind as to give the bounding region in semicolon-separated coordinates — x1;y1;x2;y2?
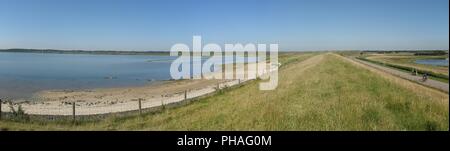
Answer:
0;53;448;131
357;56;449;82
0;48;169;55
367;54;447;74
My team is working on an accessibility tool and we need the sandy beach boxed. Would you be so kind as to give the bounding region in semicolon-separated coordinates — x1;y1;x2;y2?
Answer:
1;62;274;115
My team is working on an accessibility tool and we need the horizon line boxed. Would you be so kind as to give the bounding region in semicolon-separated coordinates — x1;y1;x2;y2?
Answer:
1;48;449;52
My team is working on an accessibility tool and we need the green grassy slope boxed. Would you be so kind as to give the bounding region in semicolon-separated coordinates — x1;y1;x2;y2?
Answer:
0;53;448;130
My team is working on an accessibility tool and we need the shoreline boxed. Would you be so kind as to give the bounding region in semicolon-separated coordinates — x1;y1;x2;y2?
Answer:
1;78;236;115
1;62;273;115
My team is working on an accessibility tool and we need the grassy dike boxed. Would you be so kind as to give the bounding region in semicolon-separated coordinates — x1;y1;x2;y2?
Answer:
0;53;448;130
367;55;449;76
358;56;449;83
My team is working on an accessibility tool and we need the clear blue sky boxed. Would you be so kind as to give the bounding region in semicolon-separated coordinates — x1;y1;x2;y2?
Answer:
0;0;448;51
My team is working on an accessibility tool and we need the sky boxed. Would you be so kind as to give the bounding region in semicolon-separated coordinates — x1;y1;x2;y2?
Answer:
0;0;448;51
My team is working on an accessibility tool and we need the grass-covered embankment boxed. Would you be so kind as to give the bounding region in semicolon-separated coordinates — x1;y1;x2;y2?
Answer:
357;56;449;83
0;53;448;130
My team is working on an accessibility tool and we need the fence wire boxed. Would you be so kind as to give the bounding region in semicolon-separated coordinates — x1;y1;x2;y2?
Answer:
0;79;250;121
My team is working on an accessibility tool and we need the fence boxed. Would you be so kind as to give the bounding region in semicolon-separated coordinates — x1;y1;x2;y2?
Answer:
0;78;252;121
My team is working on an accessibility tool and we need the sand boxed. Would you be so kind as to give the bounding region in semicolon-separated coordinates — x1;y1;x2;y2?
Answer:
1;62;276;115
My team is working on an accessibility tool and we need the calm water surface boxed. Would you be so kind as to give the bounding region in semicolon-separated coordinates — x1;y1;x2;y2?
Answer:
415;58;449;66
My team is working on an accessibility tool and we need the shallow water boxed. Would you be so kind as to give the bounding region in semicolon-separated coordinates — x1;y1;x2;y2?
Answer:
0;52;258;99
415;58;449;66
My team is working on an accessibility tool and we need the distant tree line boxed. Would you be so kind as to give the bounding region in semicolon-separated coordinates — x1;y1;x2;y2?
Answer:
361;50;448;56
0;48;170;55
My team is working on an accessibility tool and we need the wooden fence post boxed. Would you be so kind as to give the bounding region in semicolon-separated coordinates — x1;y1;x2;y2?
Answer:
72;102;76;121
184;90;187;100
0;99;2;120
138;98;142;115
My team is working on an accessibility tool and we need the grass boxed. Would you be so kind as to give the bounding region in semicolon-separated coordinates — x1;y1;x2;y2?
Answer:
364;54;448;79
367;55;448;75
0;53;448;131
357;56;449;83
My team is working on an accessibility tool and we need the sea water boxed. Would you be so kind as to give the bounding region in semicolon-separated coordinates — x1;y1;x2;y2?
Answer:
0;52;258;99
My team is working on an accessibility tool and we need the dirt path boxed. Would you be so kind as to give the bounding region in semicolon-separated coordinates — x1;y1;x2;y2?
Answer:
366;55;449;76
349;56;449;93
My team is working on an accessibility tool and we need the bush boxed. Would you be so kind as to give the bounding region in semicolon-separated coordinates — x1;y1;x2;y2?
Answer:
8;103;30;122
